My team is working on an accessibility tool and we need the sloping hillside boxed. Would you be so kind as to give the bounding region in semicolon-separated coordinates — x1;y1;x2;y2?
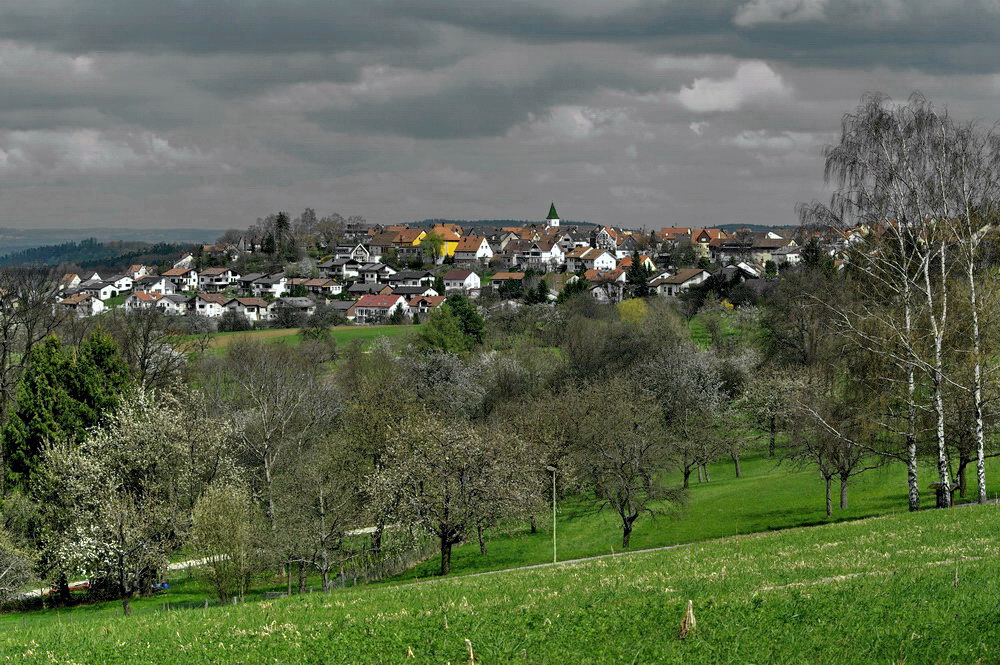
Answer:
3;504;996;664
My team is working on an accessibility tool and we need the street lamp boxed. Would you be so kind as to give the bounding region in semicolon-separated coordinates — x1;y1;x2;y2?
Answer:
546;465;557;564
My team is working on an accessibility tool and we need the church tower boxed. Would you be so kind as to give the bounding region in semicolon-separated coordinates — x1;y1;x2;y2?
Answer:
546;202;560;228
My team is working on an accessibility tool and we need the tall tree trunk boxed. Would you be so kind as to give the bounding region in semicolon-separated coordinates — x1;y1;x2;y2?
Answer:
683;467;691;489
704;465;711;483
122;595;131;617
439;538;452;576
622;517;636;549
529;514;537;534
298;560;307;594
697;465;703;483
958;457;969;499
370;525;383;557
732;453;742;478
768;415;776;457
477;523;488;555
840;474;849;510
286;564;292;596
58;572;70;605
825;476;832;518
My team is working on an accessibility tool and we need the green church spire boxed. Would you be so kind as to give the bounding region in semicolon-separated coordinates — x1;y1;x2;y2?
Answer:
547;202;559;220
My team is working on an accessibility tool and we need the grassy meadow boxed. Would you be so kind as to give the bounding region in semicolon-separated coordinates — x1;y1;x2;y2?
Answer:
397;451;1000;581
2;503;997;663
183;323;422;353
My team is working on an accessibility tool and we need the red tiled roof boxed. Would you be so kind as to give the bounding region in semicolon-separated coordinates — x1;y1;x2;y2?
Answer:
162;267;194;277
355;294;405;308
455;236;485;252
491;272;525;281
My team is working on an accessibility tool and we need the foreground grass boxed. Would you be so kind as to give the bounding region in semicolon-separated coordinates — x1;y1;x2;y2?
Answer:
2;504;997;663
398;451;1000;581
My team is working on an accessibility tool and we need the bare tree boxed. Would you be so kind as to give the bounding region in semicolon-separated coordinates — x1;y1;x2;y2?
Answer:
0;266;64;421
372;411;534;575
573;377;681;548
798;92;999;508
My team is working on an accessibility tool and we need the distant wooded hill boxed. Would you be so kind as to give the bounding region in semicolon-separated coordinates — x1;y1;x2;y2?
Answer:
0;238;192;271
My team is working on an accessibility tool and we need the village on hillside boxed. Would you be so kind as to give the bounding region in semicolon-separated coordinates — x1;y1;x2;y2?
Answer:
53;204;855;324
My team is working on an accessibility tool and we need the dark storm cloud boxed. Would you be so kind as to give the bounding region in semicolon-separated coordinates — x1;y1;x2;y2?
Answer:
0;0;997;230
0;0;431;55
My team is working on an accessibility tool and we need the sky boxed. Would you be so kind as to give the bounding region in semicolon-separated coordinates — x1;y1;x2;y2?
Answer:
0;0;998;231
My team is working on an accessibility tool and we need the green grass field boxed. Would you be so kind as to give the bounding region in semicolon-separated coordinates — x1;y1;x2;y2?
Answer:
2;503;996;663
397;451;1000;581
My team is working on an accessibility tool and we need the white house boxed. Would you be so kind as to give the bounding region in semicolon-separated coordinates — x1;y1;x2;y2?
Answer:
79;281;118;301
105;274;134;292
358;263;397;284
198;267;238;292
125;291;164;312
132;275;176;295
193;294;229;318
651;268;710;297
158;294;190;316
162;268;199;292
517;240;564;272
173;253;195;269
565;247;616;273
442;269;481;292
226;297;269;322
454;236;494;264
59;293;105;317
351;294;408;324
251;273;288;298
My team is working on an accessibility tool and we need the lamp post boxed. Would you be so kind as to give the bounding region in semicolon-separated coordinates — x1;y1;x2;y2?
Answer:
546;465;557;564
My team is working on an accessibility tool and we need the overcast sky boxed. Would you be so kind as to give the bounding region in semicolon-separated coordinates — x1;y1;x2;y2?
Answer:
0;0;998;231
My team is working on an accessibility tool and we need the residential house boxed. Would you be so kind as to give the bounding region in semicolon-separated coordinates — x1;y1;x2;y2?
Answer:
125;291;165;312
198;267;238;292
251;273;288;298
565;247;617;273
237;273;266;294
59;293;105;317
105;274;134;292
392;285;439;298
59;273;81;291
125;264;151;279
158;294;190;316
132;275;176;295
387;270;435;288
193;294;229;318
407;295;446;317
318;258;362;281
303;278;343;297
390;229;428;258
490;272;526;293
226;297;270;323
691;229;728;257
614;234;640;259
333;244;372;262
618;255;656;271
173;253;195;269
79;281;118;301
358;263;397;284
162;267;199;292
651;268;710;297
270;297;316;320
352;294;408;324
327;299;357;321
442;269;481;292
453;236;494;265
516;240;564;272
348;283;394;297
591;226;618;251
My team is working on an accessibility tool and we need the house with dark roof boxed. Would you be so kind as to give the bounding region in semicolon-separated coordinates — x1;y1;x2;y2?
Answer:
443;269;481;292
650;268;710;297
59;293;105;317
392;285;439;298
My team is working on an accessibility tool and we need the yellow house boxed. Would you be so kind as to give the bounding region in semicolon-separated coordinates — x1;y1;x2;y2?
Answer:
428;225;462;257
